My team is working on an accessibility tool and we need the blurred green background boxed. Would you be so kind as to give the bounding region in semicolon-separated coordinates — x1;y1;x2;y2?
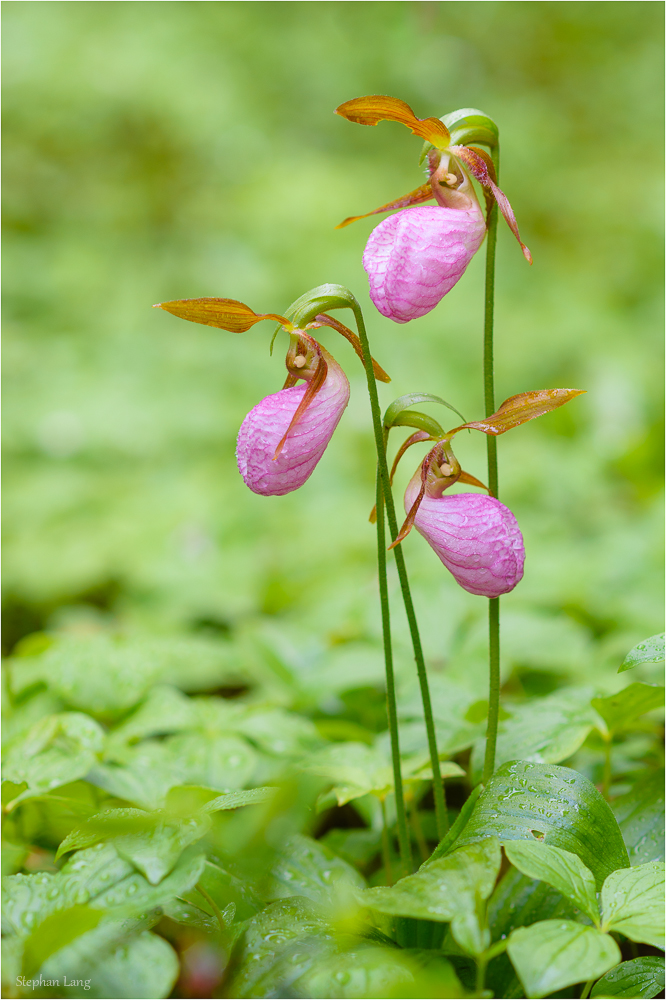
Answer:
3;1;663;700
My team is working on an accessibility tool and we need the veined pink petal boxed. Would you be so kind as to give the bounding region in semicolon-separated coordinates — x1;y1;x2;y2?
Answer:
363;204;486;323
236;348;350;496
405;478;525;598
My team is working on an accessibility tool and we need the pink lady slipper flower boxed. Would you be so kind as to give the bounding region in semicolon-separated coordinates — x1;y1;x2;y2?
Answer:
386;388;586;597
335;96;532;323
154;296;389;497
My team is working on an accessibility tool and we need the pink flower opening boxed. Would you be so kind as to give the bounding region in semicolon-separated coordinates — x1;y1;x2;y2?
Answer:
236;347;350;496
363;202;486;324
405;477;525;598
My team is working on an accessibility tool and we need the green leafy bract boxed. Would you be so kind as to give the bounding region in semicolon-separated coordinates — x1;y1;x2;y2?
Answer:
266;833;365;905
456;760;629;887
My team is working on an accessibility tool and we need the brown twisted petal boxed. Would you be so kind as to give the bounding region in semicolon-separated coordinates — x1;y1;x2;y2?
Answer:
335;183;435;229
335;96;451;149
310;314;391;383
154;298;290;333
449;145;533;264
451;388;586;437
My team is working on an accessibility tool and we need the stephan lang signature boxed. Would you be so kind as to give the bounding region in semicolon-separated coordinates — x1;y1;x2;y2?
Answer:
16;975;91;991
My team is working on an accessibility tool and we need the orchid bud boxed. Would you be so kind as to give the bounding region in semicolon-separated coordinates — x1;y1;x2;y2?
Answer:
236;341;349;496
363;161;486;324
404;473;525;598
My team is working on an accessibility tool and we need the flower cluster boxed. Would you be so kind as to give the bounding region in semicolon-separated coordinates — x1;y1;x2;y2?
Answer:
156;95;582;604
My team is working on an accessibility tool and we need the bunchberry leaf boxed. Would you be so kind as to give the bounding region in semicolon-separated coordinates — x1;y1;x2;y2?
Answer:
612;769;665;865
600;861;665;948
471;688;597;779
504;841;600;925
620;633;665;672
266;833;365;906
21;905;104;978
455;761;629;887
591;682;664;734
591;956;665;999
3;713;105;808
360;838;501;943
68;930;179;1000
507;920;620;999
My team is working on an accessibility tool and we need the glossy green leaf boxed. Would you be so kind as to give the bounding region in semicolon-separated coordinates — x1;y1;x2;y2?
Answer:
8;635;162;717
508;920;621;998
3;713;105;807
488;866;577;939
297;945;465;999
613;769;664;864
21;905;104;978
383;392;466;430
267;833;365;905
471;688;596;777
201;786;275;813
302;741;462;807
78;931;179;1000
456;760;629;887
224;896;331;998
601;861;665;948
362;838;500;954
591;956;665;999
591;683;664;733
89;732;256;809
504;841;599;924
620;634;665;672
184;859;261;922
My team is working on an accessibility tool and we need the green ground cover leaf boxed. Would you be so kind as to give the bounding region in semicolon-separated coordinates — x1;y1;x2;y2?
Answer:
591;956;665;999
507;919;621;998
363;839;501;955
68;930;179;1000
267;833;366;905
504;841;599;924
183;859;262;922
592;683;665;733
620;634;665;673
600;861;665;947
613;769;664;864
21;905;104;977
88;732;256;809
471;688;596;777
3;713;105;806
8;636;163;718
296;945;465;999
456;761;629;887
486;868;578;999
302;741;462;807
224;896;332;998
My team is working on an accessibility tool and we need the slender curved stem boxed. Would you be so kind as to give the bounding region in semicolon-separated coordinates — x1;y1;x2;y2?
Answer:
580;979;595;1000
376;471;412;873
482;145;502;786
353;305;448;840
380;797;394;885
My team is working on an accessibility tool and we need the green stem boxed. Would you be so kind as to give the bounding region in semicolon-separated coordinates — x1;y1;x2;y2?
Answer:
353;306;448;840
482;144;502;786
376;474;413;874
409;791;430;863
380;797;394;886
580;978;595;999
602;735;613;799
196;882;227;936
475;955;488;998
